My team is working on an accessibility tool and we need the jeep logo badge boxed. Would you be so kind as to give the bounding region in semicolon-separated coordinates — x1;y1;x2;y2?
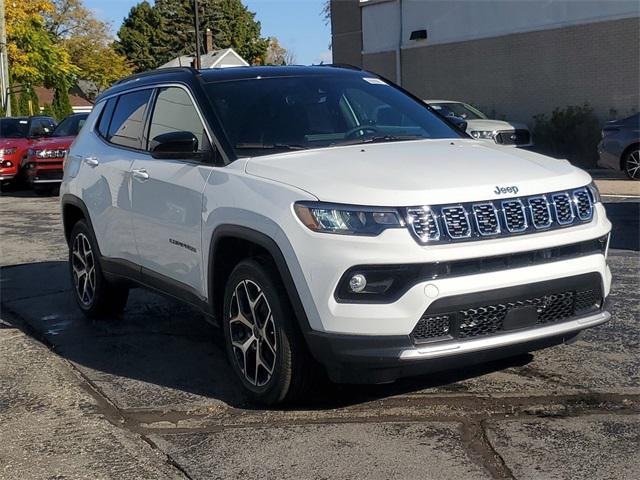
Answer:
494;185;519;195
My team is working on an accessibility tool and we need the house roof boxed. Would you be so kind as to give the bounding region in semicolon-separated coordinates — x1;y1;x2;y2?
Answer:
159;48;249;69
34;86;93;107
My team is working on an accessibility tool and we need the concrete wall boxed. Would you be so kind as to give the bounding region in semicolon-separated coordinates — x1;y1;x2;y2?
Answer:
360;0;639;51
331;0;363;66
400;17;640;124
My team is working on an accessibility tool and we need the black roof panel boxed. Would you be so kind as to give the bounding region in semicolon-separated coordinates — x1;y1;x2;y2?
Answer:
96;65;373;102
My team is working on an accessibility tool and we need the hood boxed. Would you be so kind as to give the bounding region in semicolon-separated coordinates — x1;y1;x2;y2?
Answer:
30;136;75;150
0;137;28;148
465;119;529;132
244;139;591;206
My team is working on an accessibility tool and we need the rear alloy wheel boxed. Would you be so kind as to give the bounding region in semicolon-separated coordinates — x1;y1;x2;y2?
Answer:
223;258;316;405
624;149;640;180
69;220;129;319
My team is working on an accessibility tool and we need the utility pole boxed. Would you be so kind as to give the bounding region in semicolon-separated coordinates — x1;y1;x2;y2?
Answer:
0;0;10;115
193;0;201;69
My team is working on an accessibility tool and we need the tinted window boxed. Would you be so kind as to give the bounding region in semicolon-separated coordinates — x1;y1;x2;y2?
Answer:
52;114;89;137
205;74;461;157
29;118;55;137
97;98;116;138
0;118;29;138
429;102;486;120
148;87;210;153
107;90;152;149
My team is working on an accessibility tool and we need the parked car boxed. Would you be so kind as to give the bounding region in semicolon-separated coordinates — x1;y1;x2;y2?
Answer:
61;66;611;405
25;113;89;194
0;116;57;185
425;100;533;147
597;113;639;180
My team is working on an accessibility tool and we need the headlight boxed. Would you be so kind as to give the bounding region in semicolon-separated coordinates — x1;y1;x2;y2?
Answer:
470;131;495;140
0;147;17;155
587;181;601;203
294;202;404;235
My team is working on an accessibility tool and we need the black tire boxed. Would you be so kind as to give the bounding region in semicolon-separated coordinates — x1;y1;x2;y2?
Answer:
623;148;640;180
222;258;316;405
69;220;129;319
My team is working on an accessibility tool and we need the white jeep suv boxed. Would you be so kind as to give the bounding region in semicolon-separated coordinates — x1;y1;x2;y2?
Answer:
61;66;612;404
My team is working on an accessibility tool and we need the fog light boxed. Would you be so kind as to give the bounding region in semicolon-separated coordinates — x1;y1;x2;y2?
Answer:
1;160;12;167
349;274;367;293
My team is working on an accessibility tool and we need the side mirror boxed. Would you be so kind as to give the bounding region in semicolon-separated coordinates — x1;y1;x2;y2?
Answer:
448;116;468;132
29;128;48;138
150;131;201;160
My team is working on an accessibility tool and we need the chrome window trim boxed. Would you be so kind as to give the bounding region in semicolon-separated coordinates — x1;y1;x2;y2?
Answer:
528;195;552;229
501;199;528;233
472;202;501;236
441;205;472;239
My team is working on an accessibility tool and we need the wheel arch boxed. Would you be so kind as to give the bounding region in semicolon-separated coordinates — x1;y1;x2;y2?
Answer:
61;194;95;248
208;225;313;334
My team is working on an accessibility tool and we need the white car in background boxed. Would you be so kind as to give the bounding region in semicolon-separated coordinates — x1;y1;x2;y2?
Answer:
426;99;533;147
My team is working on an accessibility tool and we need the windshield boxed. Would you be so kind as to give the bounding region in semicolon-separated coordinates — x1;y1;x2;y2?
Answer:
0;118;29;138
52;114;88;137
429;102;486;120
205;74;462;157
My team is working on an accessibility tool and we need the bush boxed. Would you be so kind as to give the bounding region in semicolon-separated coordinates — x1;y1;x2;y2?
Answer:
531;104;601;168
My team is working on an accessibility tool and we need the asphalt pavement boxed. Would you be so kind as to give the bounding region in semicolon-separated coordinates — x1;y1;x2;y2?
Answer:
0;188;638;480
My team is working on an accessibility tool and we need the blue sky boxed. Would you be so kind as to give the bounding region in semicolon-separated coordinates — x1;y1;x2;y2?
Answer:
85;0;332;65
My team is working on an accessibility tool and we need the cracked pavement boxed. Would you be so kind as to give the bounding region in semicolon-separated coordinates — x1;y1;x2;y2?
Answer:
0;188;638;479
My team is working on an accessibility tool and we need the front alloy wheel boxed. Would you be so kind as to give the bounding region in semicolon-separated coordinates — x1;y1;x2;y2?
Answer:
624;149;640;180
223;258;317;405
229;279;278;387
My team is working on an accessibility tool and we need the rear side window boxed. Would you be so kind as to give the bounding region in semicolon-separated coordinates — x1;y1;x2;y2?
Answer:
97;98;116;138
107;90;152;149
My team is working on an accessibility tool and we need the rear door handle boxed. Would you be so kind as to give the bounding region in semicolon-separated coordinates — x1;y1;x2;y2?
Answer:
131;168;150;181
84;156;99;167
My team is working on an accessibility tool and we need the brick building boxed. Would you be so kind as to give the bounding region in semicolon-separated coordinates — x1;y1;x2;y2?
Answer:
330;0;640;125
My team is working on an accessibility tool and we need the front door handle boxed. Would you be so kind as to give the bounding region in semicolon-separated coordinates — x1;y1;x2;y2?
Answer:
84;156;99;167
131;168;150;181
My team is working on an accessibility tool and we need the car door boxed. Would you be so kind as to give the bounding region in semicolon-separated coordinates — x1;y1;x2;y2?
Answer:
129;85;214;299
75;90;152;264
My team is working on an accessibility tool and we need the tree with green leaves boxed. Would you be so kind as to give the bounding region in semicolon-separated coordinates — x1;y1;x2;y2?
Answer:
116;1;168;73
42;103;55;118
18;90;31;115
52;84;73;120
30;86;40;114
117;0;269;71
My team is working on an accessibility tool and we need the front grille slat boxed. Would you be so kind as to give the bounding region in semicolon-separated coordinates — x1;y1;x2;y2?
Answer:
573;188;593;221
441;206;471;239
411;287;603;343
502;199;528;232
528;196;552;229
472;203;500;236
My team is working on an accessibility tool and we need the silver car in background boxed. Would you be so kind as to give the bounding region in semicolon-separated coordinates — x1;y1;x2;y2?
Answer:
598;113;640;180
425;100;533;147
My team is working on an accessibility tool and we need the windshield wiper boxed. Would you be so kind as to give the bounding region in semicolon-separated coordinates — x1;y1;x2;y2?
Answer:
330;134;425;147
235;142;308;151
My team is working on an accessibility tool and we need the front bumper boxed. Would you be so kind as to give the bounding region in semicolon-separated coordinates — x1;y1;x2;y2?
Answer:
305;270;609;383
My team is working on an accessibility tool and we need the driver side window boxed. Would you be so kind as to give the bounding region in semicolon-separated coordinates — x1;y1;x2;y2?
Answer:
147;87;211;155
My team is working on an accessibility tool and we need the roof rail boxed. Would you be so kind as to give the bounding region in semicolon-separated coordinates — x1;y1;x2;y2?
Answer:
113;66;199;86
317;63;363;71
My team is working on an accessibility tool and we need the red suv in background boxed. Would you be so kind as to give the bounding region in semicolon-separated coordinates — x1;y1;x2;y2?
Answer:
25;113;89;194
0;116;57;186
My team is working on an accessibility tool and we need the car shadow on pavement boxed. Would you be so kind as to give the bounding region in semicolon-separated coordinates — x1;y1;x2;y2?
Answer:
1;260;539;411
